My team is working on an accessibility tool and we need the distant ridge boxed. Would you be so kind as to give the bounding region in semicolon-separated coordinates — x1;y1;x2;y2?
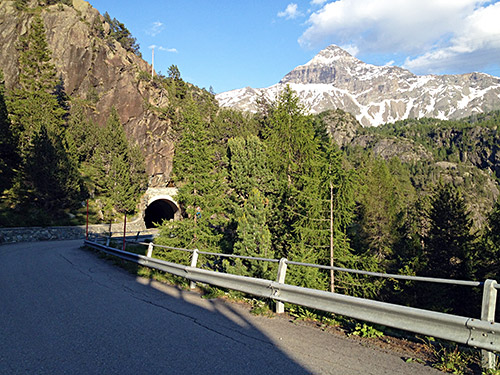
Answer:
216;45;500;127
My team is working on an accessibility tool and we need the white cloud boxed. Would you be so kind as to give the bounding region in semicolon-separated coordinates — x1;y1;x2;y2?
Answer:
149;45;178;53
278;3;302;19
341;44;359;57
404;1;500;73
159;47;178;53
298;0;500;74
310;0;327;5
146;21;165;37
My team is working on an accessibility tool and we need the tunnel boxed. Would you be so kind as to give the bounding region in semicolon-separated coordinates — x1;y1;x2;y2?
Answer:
144;198;179;228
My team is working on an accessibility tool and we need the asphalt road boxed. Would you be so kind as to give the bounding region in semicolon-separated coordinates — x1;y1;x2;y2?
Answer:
0;240;442;374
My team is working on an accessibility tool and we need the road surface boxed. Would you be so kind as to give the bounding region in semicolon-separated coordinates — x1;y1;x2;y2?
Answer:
0;240;441;374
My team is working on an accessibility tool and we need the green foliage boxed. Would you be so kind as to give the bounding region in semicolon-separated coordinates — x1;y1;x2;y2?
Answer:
3;14;86;223
91;108;147;216
103;12;141;56
350;323;384;338
0;70;18;194
9;15;66;153
422;183;477;315
431;345;472;374
249;299;273;317
157;98;227;253
232;188;274;279
477;196;500;281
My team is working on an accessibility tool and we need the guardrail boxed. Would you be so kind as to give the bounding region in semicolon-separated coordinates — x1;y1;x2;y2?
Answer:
83;238;499;369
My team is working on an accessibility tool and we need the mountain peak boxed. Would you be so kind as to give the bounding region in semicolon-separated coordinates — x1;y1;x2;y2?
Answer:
303;45;358;67
217;44;500;127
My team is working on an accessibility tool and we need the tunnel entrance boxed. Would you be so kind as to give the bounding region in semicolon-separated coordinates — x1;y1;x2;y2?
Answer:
144;199;178;228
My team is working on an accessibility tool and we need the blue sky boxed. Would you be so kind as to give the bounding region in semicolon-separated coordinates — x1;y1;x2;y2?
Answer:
89;0;500;94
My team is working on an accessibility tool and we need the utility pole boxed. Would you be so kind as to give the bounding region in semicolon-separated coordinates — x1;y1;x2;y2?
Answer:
151;46;155;80
330;180;335;293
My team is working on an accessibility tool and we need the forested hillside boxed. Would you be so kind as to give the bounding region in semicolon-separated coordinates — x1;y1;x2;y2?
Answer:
0;0;218;226
1;0;499;319
153;83;500;317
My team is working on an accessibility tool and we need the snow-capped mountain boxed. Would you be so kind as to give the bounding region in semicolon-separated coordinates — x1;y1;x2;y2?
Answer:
216;45;500;127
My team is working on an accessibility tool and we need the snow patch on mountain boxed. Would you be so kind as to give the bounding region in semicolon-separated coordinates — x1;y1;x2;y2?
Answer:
216;45;500;127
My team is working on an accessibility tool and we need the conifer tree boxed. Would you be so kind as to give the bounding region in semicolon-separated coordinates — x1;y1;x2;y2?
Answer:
355;157;405;260
422;183;476;315
227;135;274;205
262;85;318;259
23;124;83;211
157;99;227;255
478;197;500;281
7;15;84;215
9;15;66;153
0;70;18;194
231;188;274;279
92;109;146;218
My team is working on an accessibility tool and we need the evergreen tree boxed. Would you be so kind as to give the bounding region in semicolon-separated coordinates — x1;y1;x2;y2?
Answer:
92;109;146;218
0;70;18;194
478;197;500;281
227;135;274;204
103;12;141;56
23;124;83;212
65;100;99;166
291;144;358;292
355;157;406;261
262;85;318;259
231;188;274;280
9;15;66;153
263;85;316;187
157;99;227;255
422;183;477;315
7;15;84;215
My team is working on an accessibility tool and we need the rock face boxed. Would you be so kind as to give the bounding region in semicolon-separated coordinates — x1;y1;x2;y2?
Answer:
0;0;174;187
216;45;500;127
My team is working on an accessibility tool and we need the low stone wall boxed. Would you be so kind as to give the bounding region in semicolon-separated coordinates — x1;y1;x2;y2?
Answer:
0;221;157;244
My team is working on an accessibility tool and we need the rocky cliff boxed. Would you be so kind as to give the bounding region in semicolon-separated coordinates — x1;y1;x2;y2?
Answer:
216;45;500;127
0;0;174;187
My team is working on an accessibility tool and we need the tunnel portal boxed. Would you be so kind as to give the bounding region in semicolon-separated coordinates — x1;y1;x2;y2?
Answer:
144;198;179;228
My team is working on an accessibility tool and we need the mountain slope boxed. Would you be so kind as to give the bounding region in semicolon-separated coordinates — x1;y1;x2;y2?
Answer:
0;0;175;186
216;45;500;127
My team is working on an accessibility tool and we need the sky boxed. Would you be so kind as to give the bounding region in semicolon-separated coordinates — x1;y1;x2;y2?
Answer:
88;0;500;94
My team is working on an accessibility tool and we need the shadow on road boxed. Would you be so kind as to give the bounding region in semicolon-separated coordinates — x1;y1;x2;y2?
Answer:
0;240;311;374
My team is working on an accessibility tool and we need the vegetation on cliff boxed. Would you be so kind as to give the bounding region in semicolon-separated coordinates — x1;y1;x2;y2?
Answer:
0;11;146;226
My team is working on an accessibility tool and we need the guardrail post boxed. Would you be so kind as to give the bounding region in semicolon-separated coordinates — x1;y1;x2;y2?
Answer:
146;242;154;258
275;258;288;314
481;279;498;370
190;249;199;290
106;236;110;247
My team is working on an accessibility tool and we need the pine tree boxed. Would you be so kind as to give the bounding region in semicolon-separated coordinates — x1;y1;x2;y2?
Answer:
290;144;359;292
9;15;66;153
0;70;18;194
7;15;84;216
478;197;500;281
262;85;318;259
23;124;83;212
92;109;146;218
227;135;274;205
231;188;274;280
157;99;227;255
422;183;477;315
355;157;405;260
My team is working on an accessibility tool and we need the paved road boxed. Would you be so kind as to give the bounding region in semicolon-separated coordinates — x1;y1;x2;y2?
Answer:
0;240;441;374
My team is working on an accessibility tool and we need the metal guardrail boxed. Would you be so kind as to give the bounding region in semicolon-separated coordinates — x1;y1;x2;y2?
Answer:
83;238;499;368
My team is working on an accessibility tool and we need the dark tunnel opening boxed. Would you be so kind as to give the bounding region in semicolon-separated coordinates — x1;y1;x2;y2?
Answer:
144;200;178;228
